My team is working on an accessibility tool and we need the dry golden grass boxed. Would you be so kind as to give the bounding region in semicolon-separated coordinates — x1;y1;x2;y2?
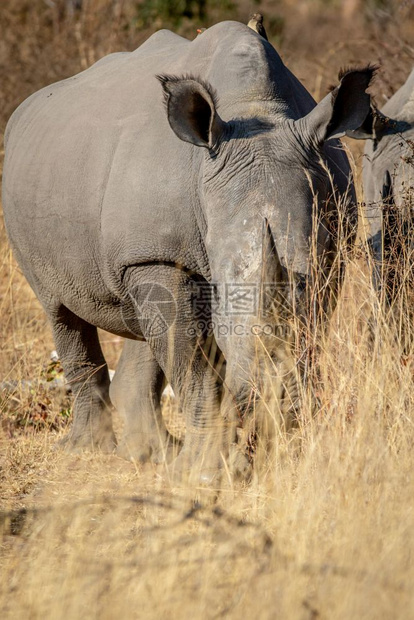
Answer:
1;308;414;618
1;2;414;618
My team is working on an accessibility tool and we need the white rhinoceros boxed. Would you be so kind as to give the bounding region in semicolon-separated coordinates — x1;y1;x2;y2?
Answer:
2;22;374;482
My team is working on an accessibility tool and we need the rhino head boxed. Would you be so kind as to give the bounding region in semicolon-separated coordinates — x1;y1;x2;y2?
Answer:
158;67;374;421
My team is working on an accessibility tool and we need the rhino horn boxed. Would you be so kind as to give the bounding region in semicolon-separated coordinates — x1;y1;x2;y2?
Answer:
261;218;284;313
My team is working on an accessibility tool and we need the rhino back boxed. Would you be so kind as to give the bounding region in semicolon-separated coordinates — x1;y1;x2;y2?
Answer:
3;28;202;317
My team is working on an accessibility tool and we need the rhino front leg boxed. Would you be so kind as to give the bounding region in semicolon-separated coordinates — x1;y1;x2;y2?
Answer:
125;265;235;484
160;336;232;485
50;305;116;452
110;339;179;463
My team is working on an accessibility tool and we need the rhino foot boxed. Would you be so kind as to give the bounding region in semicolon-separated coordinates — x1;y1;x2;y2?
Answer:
168;449;221;486
167;431;252;486
168;446;252;486
57;426;117;454
116;431;180;464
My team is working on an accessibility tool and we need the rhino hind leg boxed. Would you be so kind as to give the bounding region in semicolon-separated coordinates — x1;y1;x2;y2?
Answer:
50;304;116;452
110;339;179;464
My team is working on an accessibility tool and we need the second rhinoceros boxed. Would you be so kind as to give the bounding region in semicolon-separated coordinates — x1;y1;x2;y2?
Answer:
2;22;374;482
353;68;414;304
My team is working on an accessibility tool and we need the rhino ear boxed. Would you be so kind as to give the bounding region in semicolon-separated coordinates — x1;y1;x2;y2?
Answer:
297;66;377;143
157;75;226;149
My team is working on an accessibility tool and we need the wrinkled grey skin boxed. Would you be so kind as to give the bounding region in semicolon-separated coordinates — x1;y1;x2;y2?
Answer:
3;22;373;482
355;68;414;293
